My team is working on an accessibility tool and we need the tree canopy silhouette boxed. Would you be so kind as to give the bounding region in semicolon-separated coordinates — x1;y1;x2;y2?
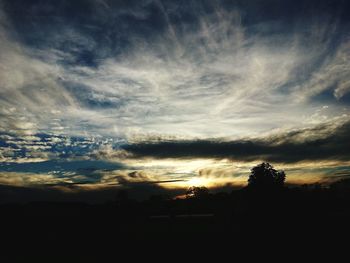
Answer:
248;162;286;189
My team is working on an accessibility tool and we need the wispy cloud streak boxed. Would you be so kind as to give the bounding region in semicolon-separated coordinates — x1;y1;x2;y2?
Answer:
0;0;349;140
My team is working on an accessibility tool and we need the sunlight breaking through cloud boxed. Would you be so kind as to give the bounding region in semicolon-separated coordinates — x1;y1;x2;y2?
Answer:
0;0;350;197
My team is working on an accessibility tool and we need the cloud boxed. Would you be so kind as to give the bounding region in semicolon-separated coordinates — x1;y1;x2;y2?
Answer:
0;130;121;163
121;117;350;163
0;0;349;140
293;39;350;101
0;172;62;186
99;169;185;186
0;4;77;137
1;0;350;193
89;144;132;161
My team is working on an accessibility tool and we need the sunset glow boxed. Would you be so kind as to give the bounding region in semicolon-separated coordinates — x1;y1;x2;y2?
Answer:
0;0;350;202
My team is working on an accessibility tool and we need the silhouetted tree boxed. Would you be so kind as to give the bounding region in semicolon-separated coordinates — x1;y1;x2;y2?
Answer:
186;186;209;199
248;162;286;189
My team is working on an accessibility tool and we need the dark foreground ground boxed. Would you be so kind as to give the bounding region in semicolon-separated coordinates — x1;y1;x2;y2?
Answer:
1;185;350;261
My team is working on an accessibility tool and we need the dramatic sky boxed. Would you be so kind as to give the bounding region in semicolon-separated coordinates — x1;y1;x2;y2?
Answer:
0;0;350;202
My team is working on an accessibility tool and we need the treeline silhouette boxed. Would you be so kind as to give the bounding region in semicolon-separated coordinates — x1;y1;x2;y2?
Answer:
1;163;350;257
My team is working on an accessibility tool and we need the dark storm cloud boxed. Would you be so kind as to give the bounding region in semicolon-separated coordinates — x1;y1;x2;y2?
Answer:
122;119;350;163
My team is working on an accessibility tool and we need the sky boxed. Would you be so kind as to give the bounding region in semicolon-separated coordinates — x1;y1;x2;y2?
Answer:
0;0;350;202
